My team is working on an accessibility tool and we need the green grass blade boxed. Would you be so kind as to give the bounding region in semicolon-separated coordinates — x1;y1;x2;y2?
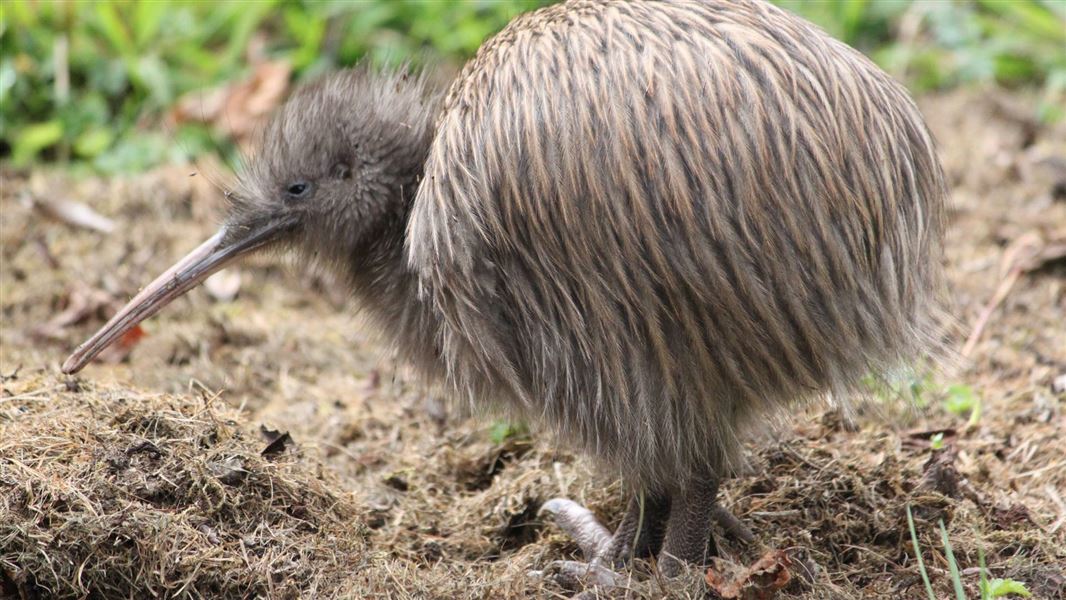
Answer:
908;505;937;600
940;519;967;600
978;542;989;600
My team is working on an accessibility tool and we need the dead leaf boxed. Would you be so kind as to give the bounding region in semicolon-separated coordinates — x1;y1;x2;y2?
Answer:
209;456;247;485
706;550;793;600
962;231;1066;357
260;425;292;457
125;440;163;458
1052;373;1066;395
170;60;291;146
902;427;957;450
204;269;241;302
34;284;118;341
992;503;1034;529
33;197;115;233
33;235;60;269
918;447;961;499
97;324;146;364
34;284;147;364
1;365;22;382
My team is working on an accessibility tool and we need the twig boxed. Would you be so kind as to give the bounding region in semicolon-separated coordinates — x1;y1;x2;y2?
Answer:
961;232;1043;358
1046;484;1066;534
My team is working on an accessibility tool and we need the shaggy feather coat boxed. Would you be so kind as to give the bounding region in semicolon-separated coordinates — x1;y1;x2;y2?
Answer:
404;0;946;492
233;0;947;495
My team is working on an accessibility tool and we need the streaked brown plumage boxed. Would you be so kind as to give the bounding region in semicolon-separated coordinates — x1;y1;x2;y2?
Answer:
64;0;947;582
410;0;945;489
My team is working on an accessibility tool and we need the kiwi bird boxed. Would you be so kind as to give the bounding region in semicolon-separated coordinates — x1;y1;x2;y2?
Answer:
63;0;946;586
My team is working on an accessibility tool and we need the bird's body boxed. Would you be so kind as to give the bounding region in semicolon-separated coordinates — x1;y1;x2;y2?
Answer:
65;0;947;582
407;0;945;491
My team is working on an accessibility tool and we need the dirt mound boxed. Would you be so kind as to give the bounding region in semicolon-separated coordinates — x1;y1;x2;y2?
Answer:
0;374;366;599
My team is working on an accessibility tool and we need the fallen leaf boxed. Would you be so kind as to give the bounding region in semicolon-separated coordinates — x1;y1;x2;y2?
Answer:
204;269;241;302
918;447;961;499
706;550;793;600
209;456;247;485
97;324;146;364
170;60;291;146
963;231;1066;356
902;427;958;450
260;425;292;457
33;197;115;233
125;440;162;458
34;284;147;364
992;503;1034;530
33;235;60;269
34;284;118;341
1052;373;1066;395
197;523;222;545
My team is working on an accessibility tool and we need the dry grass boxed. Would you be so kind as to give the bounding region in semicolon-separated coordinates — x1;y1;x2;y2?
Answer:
1;88;1064;599
0;375;367;599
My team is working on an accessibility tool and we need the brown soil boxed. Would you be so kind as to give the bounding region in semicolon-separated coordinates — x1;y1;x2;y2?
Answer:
2;88;1064;599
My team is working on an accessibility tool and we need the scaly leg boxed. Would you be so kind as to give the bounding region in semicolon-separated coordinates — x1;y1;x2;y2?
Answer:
658;474;721;577
602;491;670;565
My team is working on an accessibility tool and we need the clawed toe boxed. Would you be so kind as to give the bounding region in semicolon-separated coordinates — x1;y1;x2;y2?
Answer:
529;559;628;591
539;498;614;559
712;503;754;544
535;496;656;595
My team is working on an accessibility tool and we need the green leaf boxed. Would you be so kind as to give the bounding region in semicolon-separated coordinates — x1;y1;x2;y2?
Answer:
982;578;1032;598
133;0;166;47
12;120;63;164
0;59;16;102
219;2;276;70
131;55;172;106
93;2;134;57
930;432;944;450
3;0;41;28
488;421;528;444
944;384;979;418
975;0;1066;44
283;6;327;71
92;132;168;173
73;127;113;158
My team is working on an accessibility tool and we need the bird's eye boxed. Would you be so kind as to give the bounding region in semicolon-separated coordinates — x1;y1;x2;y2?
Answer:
285;181;312;199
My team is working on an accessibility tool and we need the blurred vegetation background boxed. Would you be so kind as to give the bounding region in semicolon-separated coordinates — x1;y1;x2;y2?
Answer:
2;0;1064;174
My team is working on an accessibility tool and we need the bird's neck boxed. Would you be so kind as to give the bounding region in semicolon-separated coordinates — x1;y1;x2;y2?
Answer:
345;172;445;380
337;74;445;378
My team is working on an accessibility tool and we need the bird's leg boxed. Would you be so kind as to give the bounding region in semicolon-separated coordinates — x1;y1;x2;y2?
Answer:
657;473;721;577
536;491;670;588
598;491;671;566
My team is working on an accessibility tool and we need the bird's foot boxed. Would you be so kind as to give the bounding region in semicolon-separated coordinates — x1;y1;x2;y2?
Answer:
534;477;753;593
529;496;667;593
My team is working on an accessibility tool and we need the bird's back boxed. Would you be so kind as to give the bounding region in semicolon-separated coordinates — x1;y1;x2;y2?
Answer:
406;0;946;489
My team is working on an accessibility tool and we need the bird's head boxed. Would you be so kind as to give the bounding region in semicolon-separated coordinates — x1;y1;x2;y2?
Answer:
62;66;439;374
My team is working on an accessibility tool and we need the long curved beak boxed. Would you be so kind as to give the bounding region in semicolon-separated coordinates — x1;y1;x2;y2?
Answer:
61;219;292;374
